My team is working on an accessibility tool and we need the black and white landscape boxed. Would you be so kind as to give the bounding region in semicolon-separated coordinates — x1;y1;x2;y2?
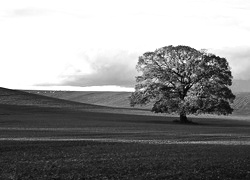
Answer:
1;0;250;179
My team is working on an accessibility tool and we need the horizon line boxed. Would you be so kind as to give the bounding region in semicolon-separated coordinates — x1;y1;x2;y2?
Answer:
10;85;135;92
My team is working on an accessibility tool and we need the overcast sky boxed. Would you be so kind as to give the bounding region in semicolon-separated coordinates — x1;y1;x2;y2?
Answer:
0;0;250;91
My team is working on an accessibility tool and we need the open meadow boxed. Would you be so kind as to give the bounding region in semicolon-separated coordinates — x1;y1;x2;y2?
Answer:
1;88;250;179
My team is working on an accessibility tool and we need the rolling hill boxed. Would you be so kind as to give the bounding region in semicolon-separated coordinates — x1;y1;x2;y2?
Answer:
25;89;250;116
25;90;133;108
0;87;154;118
2;89;250;180
1;87;249;116
232;92;250;115
0;87;113;114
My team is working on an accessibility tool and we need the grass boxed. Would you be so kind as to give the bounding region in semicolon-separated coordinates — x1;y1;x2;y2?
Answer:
25;90;250;116
25;90;134;108
1;87;250;179
1;106;250;179
1;141;250;179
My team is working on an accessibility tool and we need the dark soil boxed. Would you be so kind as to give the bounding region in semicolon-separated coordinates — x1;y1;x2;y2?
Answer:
1;88;250;179
1;141;250;180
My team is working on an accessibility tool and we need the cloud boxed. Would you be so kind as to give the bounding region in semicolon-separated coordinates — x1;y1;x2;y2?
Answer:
1;8;50;18
12;8;48;17
37;46;250;89
61;46;250;87
210;46;250;80
51;50;140;87
1;0;250;90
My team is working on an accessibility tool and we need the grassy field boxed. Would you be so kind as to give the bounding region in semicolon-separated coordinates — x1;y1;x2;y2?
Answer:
1;141;250;180
26;90;250;116
1;87;250;179
25;90;152;109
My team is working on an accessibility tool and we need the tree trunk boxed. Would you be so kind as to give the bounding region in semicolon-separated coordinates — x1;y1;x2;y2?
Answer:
179;98;189;123
180;113;188;123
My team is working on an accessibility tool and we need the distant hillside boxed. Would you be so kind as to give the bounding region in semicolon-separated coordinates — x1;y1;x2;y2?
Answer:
2;87;249;116
231;79;250;93
232;92;250;116
26;90;250;116
0;88;152;117
25;90;146;109
0;87;105;112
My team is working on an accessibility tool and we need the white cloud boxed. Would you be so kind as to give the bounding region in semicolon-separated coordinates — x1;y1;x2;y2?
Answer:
48;49;140;87
0;0;250;90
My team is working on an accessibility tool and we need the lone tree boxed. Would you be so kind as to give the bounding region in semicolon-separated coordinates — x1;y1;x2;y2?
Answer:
130;45;235;123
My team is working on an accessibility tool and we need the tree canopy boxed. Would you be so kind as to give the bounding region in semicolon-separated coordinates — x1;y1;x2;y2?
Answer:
130;45;235;123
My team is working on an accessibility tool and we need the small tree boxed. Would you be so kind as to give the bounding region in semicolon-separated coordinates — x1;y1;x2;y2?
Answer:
130;45;235;123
